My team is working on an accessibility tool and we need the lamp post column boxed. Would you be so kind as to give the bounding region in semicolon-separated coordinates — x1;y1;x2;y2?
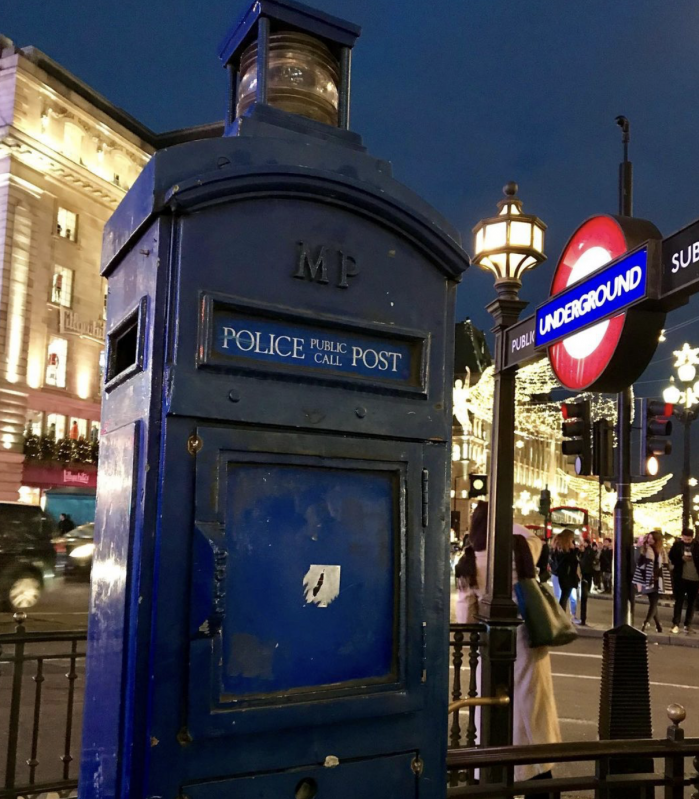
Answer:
682;412;692;530
479;280;527;758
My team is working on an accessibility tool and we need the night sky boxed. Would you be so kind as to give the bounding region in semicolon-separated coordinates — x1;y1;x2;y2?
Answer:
4;1;699;494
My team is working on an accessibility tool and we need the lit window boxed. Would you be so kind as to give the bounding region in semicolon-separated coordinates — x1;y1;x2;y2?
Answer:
56;207;78;242
46;413;66;440
68;418;87;439
51;266;73;307
45;337;68;388
25;409;44;437
63;122;83;162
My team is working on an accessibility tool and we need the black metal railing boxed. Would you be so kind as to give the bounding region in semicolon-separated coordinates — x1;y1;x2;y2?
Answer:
447;705;699;797
0;612;86;799
449;623;486;748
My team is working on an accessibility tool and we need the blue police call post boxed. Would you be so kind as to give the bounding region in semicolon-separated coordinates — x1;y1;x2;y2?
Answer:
78;4;469;799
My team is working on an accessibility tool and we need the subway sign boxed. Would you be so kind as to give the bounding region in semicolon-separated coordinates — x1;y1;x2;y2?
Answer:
535;246;648;349
541;215;664;392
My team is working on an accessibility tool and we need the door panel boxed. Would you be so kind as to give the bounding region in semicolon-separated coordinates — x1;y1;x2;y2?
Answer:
188;428;424;738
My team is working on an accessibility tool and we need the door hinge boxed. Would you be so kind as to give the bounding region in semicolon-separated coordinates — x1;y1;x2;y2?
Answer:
421;621;427;683
411;756;424;776
421;468;429;527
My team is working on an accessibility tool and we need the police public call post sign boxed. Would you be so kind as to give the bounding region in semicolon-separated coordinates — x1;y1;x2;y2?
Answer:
535;245;648;349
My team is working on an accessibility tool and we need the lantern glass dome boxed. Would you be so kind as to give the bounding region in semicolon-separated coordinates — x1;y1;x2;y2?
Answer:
472;182;547;285
237;32;340;125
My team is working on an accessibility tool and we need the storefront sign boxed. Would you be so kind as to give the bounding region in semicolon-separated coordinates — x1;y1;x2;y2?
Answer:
60;309;106;343
22;462;98;489
207;307;424;389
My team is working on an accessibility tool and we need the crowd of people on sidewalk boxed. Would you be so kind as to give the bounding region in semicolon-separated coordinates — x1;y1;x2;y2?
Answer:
453;502;699;795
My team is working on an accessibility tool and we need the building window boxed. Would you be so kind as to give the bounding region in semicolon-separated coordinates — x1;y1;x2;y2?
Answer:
90;420;100;441
46;412;66;440
46;337;68;388
56;207;78;242
63;122;83;163
51;266;73;307
25;409;44;437
68;418;88;439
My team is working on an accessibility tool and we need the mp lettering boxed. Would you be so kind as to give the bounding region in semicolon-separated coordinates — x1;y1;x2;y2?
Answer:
293;242;359;288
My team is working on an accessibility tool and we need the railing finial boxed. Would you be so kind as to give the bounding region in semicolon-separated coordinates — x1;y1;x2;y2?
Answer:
667;703;687;727
12;612;26;632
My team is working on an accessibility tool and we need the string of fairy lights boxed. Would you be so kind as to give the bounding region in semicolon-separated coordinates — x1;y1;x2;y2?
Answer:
453;359;683;533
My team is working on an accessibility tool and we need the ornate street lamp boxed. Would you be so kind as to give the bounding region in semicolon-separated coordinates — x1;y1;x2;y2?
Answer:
472;181;547;296
471;183;546;758
662;343;699;529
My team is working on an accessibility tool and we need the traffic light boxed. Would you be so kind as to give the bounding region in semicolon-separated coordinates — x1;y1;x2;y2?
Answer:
468;474;488;498
593;418;614;479
561;400;592;476
538;487;551;517
640;398;673;476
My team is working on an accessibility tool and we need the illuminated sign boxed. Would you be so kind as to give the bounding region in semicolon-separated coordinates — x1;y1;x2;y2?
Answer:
203;302;426;391
535;246;647;348
545;215;663;392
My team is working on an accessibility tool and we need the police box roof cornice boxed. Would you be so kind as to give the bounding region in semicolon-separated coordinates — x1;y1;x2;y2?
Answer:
101;117;470;279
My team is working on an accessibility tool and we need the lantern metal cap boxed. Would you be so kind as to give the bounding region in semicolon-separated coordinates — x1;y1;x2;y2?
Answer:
219;0;361;69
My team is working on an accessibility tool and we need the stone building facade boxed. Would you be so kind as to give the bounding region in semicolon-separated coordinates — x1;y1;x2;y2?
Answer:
0;37;219;502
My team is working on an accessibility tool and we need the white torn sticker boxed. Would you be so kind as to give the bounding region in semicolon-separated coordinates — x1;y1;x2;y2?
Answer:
303;565;341;607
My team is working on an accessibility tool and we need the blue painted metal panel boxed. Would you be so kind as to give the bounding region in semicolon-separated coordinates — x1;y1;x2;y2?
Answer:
79;422;139;799
184;751;417;799
221;462;396;695
83;34;464;798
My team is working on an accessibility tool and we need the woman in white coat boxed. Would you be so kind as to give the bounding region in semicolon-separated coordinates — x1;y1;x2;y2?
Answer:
512;524;563;795
455;501;488;623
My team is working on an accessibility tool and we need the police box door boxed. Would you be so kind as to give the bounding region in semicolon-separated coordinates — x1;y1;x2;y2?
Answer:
188;426;425;739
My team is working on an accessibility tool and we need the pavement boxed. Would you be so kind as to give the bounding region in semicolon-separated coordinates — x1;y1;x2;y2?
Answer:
573;590;699;649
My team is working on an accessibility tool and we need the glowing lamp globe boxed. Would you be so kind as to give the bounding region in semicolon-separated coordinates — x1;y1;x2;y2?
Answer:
472;182;547;289
663;379;681;405
678;362;697;384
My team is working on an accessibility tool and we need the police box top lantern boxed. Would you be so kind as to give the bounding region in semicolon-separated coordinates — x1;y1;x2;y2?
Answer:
218;0;360;133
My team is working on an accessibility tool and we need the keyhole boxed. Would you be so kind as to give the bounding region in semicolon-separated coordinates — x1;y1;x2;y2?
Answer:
294;777;318;799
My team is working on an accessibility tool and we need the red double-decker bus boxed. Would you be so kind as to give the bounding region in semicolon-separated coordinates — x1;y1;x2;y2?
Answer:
547;505;591;540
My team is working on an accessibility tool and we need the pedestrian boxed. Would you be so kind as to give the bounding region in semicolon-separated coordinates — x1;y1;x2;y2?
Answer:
578;538;595;626
57;512;75;534
591;540;602;591
633;529;666;633
536;538;551;583
513;524;562;795
454;501;488;624
669;528;699;634
600;537;613;593
550;529;580;618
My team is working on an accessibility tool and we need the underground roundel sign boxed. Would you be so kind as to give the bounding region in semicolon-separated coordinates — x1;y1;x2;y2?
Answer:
545;215;665;393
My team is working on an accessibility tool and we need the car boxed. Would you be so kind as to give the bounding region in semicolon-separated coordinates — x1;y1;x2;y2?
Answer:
53;522;94;578
0;502;56;611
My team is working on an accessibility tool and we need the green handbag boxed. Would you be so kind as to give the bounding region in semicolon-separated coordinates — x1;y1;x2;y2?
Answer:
514;578;578;648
